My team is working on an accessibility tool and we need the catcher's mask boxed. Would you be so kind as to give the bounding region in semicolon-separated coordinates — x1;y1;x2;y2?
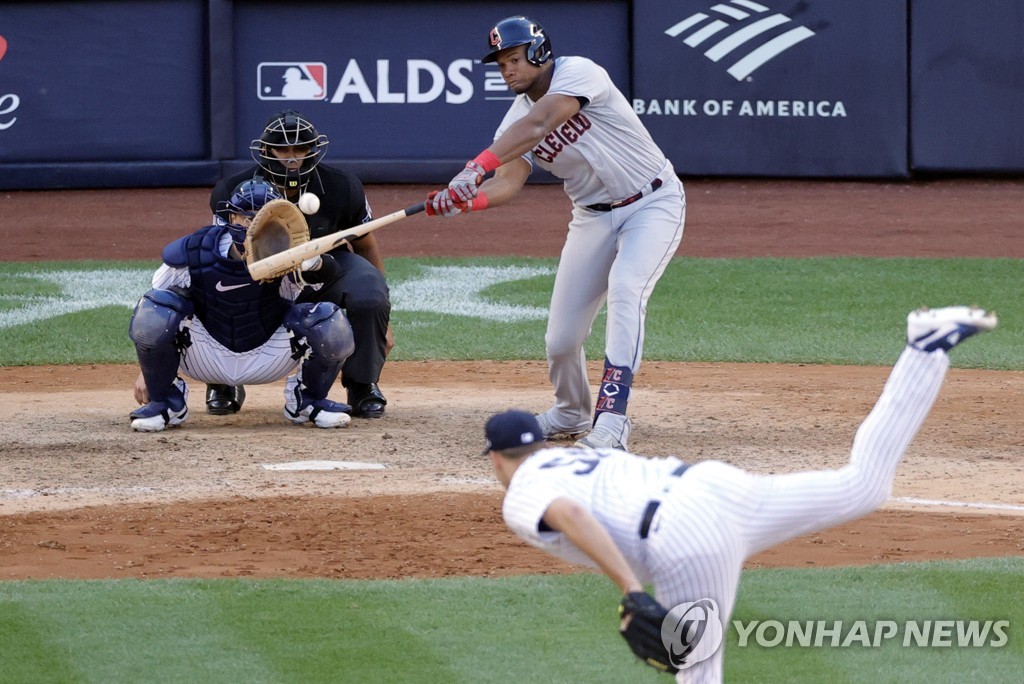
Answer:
251;109;329;193
482;16;553;67
219;179;282;247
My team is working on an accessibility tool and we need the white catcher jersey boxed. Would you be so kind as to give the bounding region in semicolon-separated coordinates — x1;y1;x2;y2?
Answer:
502;447;688;581
494;56;667;207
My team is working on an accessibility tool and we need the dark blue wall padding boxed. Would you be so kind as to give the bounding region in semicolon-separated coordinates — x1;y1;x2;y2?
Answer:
910;0;1024;172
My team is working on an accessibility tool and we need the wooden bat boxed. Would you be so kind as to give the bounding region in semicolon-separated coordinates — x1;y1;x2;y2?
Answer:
247;201;426;281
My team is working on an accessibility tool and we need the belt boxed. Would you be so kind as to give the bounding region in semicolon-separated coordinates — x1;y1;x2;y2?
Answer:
585;178;664;212
638;462;689;539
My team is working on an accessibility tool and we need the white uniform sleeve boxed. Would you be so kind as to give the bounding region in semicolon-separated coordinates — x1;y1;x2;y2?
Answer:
152;264;189;290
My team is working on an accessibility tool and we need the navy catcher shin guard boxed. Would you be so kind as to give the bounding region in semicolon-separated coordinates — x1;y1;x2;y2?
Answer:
129;288;193;403
284;302;354;400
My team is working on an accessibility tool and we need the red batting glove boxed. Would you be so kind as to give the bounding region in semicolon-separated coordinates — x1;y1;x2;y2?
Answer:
426;190;468;217
447;150;501;202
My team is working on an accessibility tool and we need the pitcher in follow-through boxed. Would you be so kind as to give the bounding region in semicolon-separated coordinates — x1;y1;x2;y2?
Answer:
425;15;687;451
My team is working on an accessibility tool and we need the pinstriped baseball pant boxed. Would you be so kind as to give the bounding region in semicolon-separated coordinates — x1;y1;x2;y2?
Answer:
642;346;950;683
179;318;299;386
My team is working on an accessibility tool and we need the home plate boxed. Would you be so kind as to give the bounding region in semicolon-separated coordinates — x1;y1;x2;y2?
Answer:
261;460;385;471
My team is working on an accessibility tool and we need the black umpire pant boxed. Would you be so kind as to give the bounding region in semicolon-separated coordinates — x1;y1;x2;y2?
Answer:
299;248;390;387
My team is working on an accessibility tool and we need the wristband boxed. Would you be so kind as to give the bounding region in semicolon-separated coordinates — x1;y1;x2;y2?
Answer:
471;192;489;211
472;149;501;174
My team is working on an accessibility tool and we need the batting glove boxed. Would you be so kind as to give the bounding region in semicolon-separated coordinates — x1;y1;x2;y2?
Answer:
426;190;465;217
447;161;486;202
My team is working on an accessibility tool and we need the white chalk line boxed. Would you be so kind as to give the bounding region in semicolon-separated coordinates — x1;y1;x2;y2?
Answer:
893;496;1024;512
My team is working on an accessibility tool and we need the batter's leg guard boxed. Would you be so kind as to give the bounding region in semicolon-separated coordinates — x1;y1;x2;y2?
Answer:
283;302;355;402
594;359;633;424
129;288;193;403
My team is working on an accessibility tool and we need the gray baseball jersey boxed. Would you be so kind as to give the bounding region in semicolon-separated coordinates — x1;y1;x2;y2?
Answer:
502;345;951;682
495;56;687;446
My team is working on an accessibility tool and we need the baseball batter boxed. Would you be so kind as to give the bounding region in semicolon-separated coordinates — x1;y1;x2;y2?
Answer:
129;179;355;432
483;306;997;682
426;15;686;450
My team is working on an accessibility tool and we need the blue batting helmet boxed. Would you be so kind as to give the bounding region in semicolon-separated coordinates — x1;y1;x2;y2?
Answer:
482;16;553;67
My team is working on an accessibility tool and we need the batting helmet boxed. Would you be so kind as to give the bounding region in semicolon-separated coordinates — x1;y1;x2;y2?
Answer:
250;109;329;192
482;16;553;67
218;178;281;246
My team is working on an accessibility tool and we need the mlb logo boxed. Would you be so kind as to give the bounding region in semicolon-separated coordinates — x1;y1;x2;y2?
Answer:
257;63;327;101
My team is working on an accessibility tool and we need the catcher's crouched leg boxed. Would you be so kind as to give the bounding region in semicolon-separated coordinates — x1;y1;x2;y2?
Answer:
128;288;193;431
282;302;355;428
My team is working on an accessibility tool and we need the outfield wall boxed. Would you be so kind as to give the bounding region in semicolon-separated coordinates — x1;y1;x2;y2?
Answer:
0;0;1021;189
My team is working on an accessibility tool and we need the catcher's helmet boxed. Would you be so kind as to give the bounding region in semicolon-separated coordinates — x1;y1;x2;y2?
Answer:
482;16;553;67
218;178;281;245
251;109;329;192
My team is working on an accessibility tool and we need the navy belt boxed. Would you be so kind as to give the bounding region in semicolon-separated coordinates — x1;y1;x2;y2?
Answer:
638;463;689;539
586;178;663;212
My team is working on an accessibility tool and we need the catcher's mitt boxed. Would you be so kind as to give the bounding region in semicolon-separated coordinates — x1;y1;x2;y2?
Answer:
243;199;310;281
618;592;678;675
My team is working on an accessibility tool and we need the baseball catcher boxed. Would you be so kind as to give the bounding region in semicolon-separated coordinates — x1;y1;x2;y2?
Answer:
129;179;355;432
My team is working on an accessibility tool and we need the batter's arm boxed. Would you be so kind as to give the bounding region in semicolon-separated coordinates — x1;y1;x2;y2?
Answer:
477;157;532;207
542;496;645;595
489;93;581;163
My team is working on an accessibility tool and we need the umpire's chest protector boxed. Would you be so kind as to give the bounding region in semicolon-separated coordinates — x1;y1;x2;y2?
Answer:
164;226;290;352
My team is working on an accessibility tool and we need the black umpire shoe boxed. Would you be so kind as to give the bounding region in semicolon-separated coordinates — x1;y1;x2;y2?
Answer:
206;384;246;415
347;382;387;418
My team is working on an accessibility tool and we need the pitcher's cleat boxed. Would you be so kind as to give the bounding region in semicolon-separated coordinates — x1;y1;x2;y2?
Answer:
907;306;997;352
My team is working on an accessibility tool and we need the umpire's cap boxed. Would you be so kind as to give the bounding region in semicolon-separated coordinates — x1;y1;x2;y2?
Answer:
483;409;545;454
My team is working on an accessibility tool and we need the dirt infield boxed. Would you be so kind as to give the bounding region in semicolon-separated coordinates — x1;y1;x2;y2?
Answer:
1;179;1022;580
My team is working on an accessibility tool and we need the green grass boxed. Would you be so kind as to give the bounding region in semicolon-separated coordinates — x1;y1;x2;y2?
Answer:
0;558;1020;683
1;257;1021;368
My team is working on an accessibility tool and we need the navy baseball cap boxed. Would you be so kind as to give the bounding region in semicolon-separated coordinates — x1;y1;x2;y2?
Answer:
483;410;544;454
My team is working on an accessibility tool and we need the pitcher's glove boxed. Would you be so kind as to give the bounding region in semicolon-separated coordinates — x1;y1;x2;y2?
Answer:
618;592;678;675
244;199;310;281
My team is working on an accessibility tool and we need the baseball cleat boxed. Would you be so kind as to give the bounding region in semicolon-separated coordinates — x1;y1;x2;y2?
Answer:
284;399;352;429
907;306;997;353
131;377;189;432
536;411;590;440
573;427;626;451
284;376;351;428
206;383;246;415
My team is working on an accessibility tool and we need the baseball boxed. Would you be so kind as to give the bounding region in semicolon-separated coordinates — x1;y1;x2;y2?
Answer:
298;193;321;215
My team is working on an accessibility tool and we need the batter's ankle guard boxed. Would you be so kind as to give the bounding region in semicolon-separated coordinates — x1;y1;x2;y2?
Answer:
594;359;633;423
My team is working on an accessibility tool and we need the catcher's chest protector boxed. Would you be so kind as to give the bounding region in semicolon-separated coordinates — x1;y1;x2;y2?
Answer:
183;226;290;352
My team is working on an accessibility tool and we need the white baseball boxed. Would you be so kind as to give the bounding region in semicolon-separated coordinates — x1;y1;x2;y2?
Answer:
298;193;321;215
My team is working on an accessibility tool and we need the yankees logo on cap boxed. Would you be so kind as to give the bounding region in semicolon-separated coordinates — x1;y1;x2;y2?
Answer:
483;410;544;454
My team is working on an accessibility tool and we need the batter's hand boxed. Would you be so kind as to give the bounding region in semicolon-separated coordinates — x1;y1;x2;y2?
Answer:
426;190;470;217
447;160;486;202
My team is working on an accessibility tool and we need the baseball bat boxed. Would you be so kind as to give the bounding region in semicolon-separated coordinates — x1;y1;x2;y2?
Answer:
247;201;426;281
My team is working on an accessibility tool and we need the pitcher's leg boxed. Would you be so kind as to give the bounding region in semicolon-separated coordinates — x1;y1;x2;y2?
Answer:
741;346;950;555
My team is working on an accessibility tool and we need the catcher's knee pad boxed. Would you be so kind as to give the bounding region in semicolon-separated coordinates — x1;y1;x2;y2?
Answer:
129;288;194;349
284;302;355;362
